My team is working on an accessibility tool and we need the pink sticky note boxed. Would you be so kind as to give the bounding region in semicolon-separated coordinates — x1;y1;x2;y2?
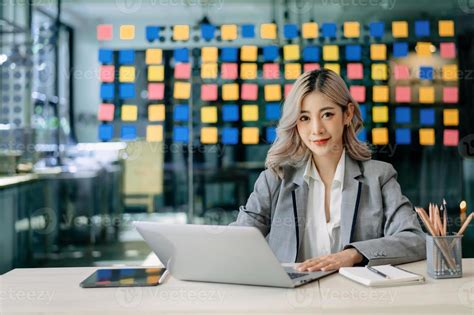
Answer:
221;63;238;80
443;129;459;146
304;63;320;72
347;63;363;80
395;86;411;103
350;85;366;102
98;103;115;121
241;83;258;100
201;84;218;101
285;84;293;97
174;63;191;79
394;64;410;80
100;65;115;82
443;87;458;103
148;83;164;100
263;63;280;79
440;42;456;59
97;24;113;41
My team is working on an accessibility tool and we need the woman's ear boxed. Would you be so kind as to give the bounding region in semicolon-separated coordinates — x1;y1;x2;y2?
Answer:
345;103;355;125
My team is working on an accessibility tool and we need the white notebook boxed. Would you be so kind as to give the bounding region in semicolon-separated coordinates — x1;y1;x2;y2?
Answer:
339;265;425;287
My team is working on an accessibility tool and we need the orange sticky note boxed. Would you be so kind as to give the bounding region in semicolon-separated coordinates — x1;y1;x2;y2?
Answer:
373;85;389;103
97;24;113;41
120;25;135;40
323;45;339;61
240;45;258;62
264;84;281;101
100;65;115;82
392;21;408;38
221;24;237;40
148;104;165;122
302;22;318;39
370;44;387;60
221;63;238;80
284;63;301;80
240;63;257;80
372;106;389;123
201;127;218;144
395;86;411;103
242;127;259;144
442;64;458;81
174;63;191;79
146;125;163;142
372;128;389;145
201;106;218;123
119;66;135;82
419;86;435;103
260;23;277;39
419;128;435;145
350;85;366;102
443;109;459;126
416;42;432;57
344;21;360;38
201;84;218;101
98;103;115;121
222;83;239;101
201;47;218;63
283;45;300;61
148;83;164;100
371;63;387;80
201;63;218;79
173;25;189;41
439;20;454;37
146;49;163;65
121;105;137;121
323;63;340;75
148;65;164;81
242;105;259;121
173;82;191;99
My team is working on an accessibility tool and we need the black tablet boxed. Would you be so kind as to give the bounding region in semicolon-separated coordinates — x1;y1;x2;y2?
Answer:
80;267;167;288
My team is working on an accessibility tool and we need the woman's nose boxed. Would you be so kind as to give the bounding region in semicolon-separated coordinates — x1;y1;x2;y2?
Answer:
311;119;324;134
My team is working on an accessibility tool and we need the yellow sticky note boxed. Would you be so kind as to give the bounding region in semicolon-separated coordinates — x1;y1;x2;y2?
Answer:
370;44;387;60
419;86;435;103
264;84;281;101
173;82;191;99
146;125;163;142
344;21;360;38
324;63;340;75
242;105;259;121
148;65;164;81
119;66;135;82
201;127;218;144
121;105;137;121
416;42;432;57
146;49;162;65
201;63;218;79
242;127;259;144
221;24;237;40
442;64;458;81
302;22;318;39
439;20;454;37
419;128;435;145
371;64;387;80
285;63;301;80
373;85;389;102
240;45;258;62
283;45;300;61
201;106;218;123
222;83;239;101
173;25;189;41
372;128;389;145
240;63;257;80
372;106;389;123
392;21;408;38
148;104;165;122
323;45;339;61
120;25;135;40
201;47;218;63
260;23;277;39
443;109;459;126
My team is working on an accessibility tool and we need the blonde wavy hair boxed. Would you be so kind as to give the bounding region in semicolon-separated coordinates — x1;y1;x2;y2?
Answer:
265;69;371;177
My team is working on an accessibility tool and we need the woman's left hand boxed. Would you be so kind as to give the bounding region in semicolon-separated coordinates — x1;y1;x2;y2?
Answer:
296;248;364;272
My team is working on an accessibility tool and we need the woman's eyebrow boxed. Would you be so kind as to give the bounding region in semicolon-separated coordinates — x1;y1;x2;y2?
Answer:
319;106;336;113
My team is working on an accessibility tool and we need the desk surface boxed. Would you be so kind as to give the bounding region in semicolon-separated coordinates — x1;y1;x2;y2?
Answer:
1;259;473;314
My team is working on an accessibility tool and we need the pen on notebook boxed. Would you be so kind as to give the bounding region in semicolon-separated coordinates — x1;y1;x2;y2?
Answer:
366;266;390;279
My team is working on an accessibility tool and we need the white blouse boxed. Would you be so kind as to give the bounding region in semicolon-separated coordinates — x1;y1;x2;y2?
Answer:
300;150;345;261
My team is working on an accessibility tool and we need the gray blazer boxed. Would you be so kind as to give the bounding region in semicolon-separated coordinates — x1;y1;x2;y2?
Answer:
230;154;426;266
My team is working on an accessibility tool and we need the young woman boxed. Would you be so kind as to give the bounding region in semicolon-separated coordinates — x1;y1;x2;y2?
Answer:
231;69;425;272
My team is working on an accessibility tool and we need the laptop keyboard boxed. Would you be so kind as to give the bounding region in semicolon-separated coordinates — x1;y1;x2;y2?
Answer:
287;272;308;280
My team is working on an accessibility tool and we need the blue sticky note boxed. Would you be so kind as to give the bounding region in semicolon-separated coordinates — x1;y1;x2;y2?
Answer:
146;26;160;42
420;108;435;125
302;46;320;62
173;105;189;122
121;125;137;140
419;66;433;80
201;24;215;41
120;269;135;277
118;50;135;65
369;22;385;38
395;128;411;144
222;104;239;122
263;45;279;62
241;24;255;38
357;128;367;142
100;84;114;99
173;126;189;143
359;104;366;121
415;20;430;37
221;47;238;62
174;48;189;63
284;24;298;39
97;269;112;280
98;124;113;141
119;84;135;99
266;127;277;143
321;22;337;38
395;107;411;124
222;127;238;145
265;103;281;120
393;42;408;58
345;45;361;61
98;49;113;64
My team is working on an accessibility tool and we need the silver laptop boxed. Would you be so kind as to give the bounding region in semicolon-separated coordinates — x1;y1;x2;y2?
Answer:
133;222;335;288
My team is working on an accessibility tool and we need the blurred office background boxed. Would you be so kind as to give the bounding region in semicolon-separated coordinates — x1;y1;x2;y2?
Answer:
0;0;473;274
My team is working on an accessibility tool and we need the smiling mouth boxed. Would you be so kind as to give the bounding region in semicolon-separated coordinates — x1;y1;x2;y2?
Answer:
312;138;330;145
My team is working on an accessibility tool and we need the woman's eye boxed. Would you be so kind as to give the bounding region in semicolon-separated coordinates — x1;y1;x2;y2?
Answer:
322;112;334;119
299;116;309;121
